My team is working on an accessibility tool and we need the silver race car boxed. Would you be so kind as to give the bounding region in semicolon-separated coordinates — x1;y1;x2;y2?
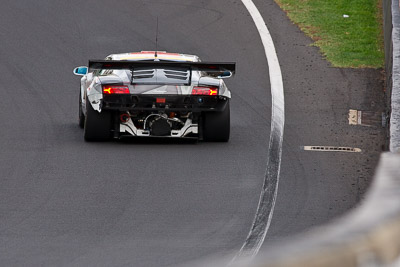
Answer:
73;51;235;141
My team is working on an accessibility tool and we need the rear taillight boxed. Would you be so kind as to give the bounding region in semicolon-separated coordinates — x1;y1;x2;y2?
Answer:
191;86;218;96
103;85;130;94
156;98;166;103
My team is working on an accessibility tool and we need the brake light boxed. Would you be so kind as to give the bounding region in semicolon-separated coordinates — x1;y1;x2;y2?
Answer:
103;85;130;94
191;86;218;96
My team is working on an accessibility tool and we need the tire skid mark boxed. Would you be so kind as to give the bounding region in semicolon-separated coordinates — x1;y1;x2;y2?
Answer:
232;0;285;263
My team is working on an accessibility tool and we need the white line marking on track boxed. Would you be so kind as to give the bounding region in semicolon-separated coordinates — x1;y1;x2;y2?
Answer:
231;0;285;264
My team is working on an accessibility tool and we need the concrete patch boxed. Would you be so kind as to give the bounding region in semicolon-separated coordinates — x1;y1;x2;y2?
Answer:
348;109;385;127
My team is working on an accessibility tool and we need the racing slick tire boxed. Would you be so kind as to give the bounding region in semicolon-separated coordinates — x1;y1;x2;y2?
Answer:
83;98;112;141
78;91;85;129
202;100;230;142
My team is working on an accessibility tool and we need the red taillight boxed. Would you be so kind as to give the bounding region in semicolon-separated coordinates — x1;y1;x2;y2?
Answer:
103;85;130;94
156;98;166;103
191;86;218;96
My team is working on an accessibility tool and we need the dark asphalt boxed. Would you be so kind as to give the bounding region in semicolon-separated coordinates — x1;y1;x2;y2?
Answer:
0;1;386;266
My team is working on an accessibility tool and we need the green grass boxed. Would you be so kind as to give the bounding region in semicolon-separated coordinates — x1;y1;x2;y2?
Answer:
275;0;384;68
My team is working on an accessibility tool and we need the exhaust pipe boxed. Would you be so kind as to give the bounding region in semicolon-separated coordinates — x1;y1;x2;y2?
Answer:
120;113;130;123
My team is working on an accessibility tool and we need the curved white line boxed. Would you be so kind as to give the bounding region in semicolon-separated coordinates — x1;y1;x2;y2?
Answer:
232;0;285;263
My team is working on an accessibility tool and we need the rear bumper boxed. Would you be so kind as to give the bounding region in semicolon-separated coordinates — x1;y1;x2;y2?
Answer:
102;94;229;112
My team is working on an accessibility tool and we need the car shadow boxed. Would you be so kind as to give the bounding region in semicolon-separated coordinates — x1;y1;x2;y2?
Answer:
117;136;199;145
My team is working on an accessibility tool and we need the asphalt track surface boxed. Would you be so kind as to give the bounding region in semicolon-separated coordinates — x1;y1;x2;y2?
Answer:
0;0;386;266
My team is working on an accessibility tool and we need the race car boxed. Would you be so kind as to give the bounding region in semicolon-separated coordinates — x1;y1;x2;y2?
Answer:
73;51;235;142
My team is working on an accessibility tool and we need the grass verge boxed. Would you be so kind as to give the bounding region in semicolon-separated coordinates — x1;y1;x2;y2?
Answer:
275;0;384;68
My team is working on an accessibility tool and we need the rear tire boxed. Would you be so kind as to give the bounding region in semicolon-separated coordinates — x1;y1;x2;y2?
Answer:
78;91;85;129
202;100;230;142
84;98;112;141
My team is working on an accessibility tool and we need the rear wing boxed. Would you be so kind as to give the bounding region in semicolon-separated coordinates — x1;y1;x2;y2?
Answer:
88;60;235;85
